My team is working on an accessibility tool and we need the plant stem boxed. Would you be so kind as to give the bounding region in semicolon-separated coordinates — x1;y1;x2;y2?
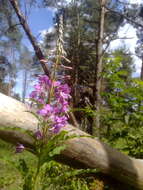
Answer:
33;154;41;190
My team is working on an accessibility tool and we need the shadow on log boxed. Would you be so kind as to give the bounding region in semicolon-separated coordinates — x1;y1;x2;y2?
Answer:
0;93;143;189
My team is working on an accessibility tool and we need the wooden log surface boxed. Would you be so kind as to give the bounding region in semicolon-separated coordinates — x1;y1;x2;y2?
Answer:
0;93;143;189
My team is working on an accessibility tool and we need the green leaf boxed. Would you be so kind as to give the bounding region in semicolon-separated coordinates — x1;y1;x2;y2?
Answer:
49;145;67;157
25;110;41;122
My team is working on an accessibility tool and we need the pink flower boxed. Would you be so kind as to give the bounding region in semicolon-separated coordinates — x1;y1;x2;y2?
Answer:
55;84;71;103
61;64;73;70
39;75;51;87
37;104;53;116
29;75;71;134
61;104;69;112
34;130;43;140
16;143;25;153
53;80;61;87
34;84;42;92
59;84;71;94
52;115;68;133
29;91;37;99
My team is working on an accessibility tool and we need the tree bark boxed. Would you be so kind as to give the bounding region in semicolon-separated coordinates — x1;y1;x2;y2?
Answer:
93;0;106;136
0;93;143;189
140;57;143;81
22;69;28;103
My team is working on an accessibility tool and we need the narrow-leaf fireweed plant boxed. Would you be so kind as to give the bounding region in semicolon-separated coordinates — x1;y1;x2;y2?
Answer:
15;73;97;190
15;38;73;189
15;74;71;190
14;10;97;189
14;9;74;189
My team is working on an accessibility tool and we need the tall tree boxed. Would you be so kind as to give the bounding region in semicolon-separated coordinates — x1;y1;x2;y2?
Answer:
43;0;125;135
19;45;33;103
0;0;22;96
92;0;106;136
135;8;143;80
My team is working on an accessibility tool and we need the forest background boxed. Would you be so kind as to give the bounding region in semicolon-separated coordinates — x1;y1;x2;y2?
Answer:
1;0;143;189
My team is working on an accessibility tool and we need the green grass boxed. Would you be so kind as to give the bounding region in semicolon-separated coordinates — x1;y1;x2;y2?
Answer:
0;140;133;190
0;140;91;190
0;140;36;190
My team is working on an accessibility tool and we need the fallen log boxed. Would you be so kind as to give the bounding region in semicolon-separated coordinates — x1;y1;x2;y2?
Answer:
0;93;143;189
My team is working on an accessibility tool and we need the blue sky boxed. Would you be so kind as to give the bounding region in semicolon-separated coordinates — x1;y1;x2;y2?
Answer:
22;6;54;49
28;8;53;35
14;5;54;96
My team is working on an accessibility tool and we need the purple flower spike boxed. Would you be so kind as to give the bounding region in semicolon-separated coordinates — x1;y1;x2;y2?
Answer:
37;104;53;117
52;115;68;133
39;75;52;87
29;74;71;134
53;80;61;87
34;84;42;92
16;143;25;153
35;130;43;140
29;91;37;99
53;126;61;133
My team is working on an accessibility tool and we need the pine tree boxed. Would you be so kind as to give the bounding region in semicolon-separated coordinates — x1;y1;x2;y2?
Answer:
42;0;126;135
0;0;22;96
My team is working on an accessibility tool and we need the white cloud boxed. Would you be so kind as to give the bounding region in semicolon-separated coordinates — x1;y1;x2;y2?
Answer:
46;7;57;15
39;29;47;38
119;0;142;4
66;0;72;2
129;0;142;4
109;23;142;77
38;26;56;44
47;26;55;33
45;0;72;13
39;26;55;38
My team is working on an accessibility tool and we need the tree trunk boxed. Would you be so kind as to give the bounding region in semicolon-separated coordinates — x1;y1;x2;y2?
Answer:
22;69;28;103
0;93;143;189
140;57;143;81
92;0;106;136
